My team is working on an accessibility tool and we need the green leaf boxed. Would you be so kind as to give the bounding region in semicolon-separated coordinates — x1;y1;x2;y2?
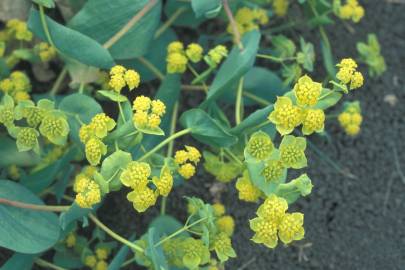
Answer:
100;150;132;191
97;90;128;102
164;0;204;28
0;180;60;254
314;88;342;110
191;0;222;18
145;228;169;270
0;135;40;167
108;235;136;270
59;93;103;143
59;203;94;230
32;0;55;8
180;109;238;148
320;40;336;78
27;8;114;68
135;124;165;136
53;250;84;269
201;30;261;107
1;253;36;270
149;215;189;238
69;0;162;60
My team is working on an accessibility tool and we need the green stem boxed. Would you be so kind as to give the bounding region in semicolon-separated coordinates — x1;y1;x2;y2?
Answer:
78;82;85;94
138;128;192;162
154;217;207;247
38;5;55;47
121;257;137;267
0;198;69;212
223;148;243;166
222;0;243;50
35;258;67;270
256;54;296;62
137;56;165;80
188;64;209;93
235;77;244;125
50;67;67;96
118;101;126;122
243;91;271;106
88;213;144;253
154;7;187;39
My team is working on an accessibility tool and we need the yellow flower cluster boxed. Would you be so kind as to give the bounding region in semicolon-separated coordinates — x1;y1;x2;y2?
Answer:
250;195;304;248
338;0;365;23
0;71;31;102
166;41;204;73
1;19;33;42
247;131;274;160
65;232;76;248
132;95;166;130
34;42;57;62
336;58;364;90
338;103;363;136
272;0;289;17
216;208;235;237
79;113;116;166
152;166;174;197
174;146;201;180
227;7;269;35
269;75;325;135
207;45;228;66
235;170;262;202
108;65;140;92
74;173;101;208
84;247;110;270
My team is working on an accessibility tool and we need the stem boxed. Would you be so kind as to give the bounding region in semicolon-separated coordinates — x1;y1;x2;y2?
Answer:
154;217;207;247
187;64;208;93
138;128;192;162
50;67;67;96
222;0;243;50
35;258;67;270
137;56;165;80
0;198;69;212
78;82;85;94
256;54;296;62
88;213;144;253
223;148;243;166
154;7;187;39
38;5;55;47
103;0;158;49
243;91;271;106
118;101;126;122
121;257;137;267
181;84;206;91
235;77;244;125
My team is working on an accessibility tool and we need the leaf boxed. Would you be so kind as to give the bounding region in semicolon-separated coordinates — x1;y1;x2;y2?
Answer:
100;150;132;191
59;93;103;143
0;135;40;167
107;235;136;270
32;0;55;8
320;40;336;78
231;105;274;136
0;253;36;270
314;88;342;110
180;109;238;148
97;90;128;102
164;0;204;28
0;180;60;254
191;0;222;18
59;203;93;230
201;30;261;107
27;8;114;68
145;228;169;270
53;250;83;269
149;215;188;238
69;0;162;60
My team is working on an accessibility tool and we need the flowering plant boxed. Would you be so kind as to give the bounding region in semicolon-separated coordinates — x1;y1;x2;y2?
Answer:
0;0;384;269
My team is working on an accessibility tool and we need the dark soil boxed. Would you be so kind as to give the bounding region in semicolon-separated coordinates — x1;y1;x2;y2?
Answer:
100;1;405;269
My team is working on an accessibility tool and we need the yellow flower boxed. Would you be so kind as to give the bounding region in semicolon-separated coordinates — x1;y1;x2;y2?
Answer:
75;180;101;208
351;113;363;125
124;69;140;90
109;74;126;92
338;102;362;136
185;145;201;163
279;135;307;169
35;42;56;62
186;43;203;63
247;131;274;160
345;124;360;136
302;109;325;135
352;5;365;23
338;0;365;23
212;203;226;217
293;75;322;106
338;112;351;126
211;232;237;262
84;255;97;268
95;260;108;270
85;138;107;166
0;78;14;92
272;0;289;17
65;233;76;248
133;110;148;126
278;213;305;244
120;161;150;189
167;41;184;54
178;163;196;180
208;45;228;65
133;95;151;111
336;58;363;90
262;160;285;183
148;113;161;128
249;216;279;248
216;215;235;236
96;248;109;260
167;52;188;74
235;171;262;202
14;91;30;102
127;186;157;213
153;167;173;197
268;96;303;135
90;113;116;138
79;124;93;144
73;173;90;193
257;194;288;222
350;71;364;89
110;65;127;76
174;150;189;164
151;99;166;116
230;7;268;35
6;19;32;41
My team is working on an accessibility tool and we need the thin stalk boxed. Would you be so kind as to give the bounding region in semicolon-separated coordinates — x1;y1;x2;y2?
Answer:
118;101;126;122
222;0;243;50
50;67;67;96
223;148;243;166
78;82;85;94
35;258;67;270
0;198;69;212
103;0;158;49
235;77;244;125
38;5;55;47
243;91;271;106
138;128;192;161
154;7;187;39
88;214;144;253
121;257;137;267
137;56;165;80
187;64;208;93
154;217;207;247
256;54;296;62
181;84;206;91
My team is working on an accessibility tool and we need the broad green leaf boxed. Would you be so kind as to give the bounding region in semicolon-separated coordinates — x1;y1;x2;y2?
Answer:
191;0;222;18
120;27;177;82
108;235;136;270
320;40;336;78
0;253;36;270
314;88;342;110
180;109;238;148
97;90;128;102
0;180;60;254
32;0;55;8
100;150;132;191
53;250;83;269
59;93;103;143
231;105;274;136
201;30;261;107
27;8;114;68
0;135;40;167
164;0;204;28
145;228;169;270
149;215;189;237
69;0;162;60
